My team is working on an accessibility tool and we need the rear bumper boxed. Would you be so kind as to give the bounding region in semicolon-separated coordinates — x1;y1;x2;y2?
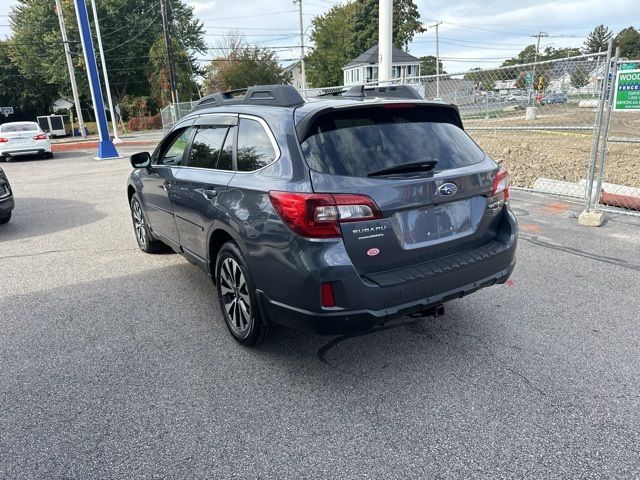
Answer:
259;208;518;335
0;145;51;157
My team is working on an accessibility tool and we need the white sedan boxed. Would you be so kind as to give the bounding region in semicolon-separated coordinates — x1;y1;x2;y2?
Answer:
0;121;53;161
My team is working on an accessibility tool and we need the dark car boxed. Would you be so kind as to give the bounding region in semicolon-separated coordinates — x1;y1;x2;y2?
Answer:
127;85;517;346
0;166;14;224
541;93;569;105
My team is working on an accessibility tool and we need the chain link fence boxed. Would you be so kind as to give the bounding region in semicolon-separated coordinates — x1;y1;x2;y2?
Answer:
160;101;199;132
160;50;639;216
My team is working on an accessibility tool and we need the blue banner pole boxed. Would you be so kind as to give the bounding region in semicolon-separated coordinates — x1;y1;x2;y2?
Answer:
73;0;119;159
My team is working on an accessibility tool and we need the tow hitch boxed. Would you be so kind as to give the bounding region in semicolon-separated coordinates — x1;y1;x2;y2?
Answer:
409;304;445;318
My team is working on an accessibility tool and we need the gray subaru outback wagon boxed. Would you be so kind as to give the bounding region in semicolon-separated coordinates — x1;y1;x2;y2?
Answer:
127;85;517;346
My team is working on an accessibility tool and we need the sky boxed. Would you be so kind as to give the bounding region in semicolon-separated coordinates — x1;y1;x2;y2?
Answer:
0;0;636;73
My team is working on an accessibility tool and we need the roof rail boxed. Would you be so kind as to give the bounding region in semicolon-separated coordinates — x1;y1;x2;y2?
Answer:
362;85;423;100
192;84;305;110
316;84;423;100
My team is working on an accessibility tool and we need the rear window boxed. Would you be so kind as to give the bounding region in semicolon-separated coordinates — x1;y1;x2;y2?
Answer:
0;122;39;133
300;106;485;177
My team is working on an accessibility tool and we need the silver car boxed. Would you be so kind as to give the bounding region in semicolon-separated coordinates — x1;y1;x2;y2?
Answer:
0;121;53;161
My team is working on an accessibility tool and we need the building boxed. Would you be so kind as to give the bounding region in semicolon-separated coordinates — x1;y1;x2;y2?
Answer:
283;61;304;90
342;44;421;86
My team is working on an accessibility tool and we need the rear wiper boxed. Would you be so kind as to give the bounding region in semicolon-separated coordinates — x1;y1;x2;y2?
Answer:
367;160;438;177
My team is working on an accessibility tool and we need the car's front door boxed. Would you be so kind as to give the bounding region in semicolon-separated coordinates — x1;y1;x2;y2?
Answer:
171;115;237;262
140;126;193;245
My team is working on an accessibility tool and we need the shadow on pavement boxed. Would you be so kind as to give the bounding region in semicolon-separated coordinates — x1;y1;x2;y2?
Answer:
0;197;106;240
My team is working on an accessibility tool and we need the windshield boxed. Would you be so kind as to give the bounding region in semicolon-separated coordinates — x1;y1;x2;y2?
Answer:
300;106;485;178
0;122;40;133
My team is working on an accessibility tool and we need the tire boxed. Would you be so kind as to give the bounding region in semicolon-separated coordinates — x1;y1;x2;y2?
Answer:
0;157;6;162
215;241;277;346
0;212;10;224
45;152;54;159
130;193;164;253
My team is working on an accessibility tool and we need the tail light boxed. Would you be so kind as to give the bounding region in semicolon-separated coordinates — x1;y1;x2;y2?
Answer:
491;167;510;202
0;138;9;143
33;133;47;141
268;191;382;239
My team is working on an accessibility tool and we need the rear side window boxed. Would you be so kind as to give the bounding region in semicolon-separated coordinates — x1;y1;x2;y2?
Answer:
187;126;228;169
237;118;277;172
300;106;485;177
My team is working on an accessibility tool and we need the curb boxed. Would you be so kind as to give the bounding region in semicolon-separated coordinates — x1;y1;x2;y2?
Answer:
52;140;158;152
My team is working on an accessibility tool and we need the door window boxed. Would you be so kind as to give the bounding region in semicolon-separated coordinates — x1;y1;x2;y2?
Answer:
236;119;277;172
157;127;193;166
187;126;228;169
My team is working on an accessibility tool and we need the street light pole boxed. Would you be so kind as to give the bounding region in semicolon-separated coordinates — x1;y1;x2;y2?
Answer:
55;0;87;138
72;0;119;159
90;0;121;143
294;0;307;91
378;0;392;84
428;21;443;98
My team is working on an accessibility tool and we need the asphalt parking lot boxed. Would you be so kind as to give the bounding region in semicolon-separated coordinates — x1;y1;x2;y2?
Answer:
1;148;640;479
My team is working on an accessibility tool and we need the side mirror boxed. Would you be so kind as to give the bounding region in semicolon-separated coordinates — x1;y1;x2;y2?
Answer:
130;151;151;169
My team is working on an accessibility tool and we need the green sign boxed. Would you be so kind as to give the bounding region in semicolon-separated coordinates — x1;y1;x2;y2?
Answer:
620;62;638;71
525;73;534;85
614;69;640;111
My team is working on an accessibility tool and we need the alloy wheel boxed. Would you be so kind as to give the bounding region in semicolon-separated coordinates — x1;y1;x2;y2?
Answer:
132;200;146;246
219;257;252;336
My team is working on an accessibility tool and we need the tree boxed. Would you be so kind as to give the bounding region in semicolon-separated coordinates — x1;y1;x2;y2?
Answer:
306;0;424;87
351;0;425;55
147;36;201;107
203;34;286;92
419;56;445;76
614;27;640;59
0;40;59;121
583;25;613;53
7;0;205;114
570;67;589;89
306;3;358;87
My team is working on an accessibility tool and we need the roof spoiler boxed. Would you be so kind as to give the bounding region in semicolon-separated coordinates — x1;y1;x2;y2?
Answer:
318;85;423;100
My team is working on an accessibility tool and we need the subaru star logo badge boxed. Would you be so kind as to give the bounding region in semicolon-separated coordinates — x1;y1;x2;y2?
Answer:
437;182;458;196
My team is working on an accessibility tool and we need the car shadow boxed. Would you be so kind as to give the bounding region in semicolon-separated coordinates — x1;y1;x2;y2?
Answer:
0;196;106;240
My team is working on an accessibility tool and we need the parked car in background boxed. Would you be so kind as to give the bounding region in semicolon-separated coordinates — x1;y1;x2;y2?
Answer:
127;84;518;346
541;93;569;105
0;166;14;223
0;122;53;161
507;90;531;103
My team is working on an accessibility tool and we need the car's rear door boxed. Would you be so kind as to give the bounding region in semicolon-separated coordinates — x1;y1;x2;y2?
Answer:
298;103;505;276
171;114;237;262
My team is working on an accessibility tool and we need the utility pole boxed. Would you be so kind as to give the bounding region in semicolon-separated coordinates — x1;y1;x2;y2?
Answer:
160;0;179;105
55;0;87;138
90;0;121;143
428;21;443;98
294;0;307;91
378;0;392;84
531;31;548;94
73;0;119;159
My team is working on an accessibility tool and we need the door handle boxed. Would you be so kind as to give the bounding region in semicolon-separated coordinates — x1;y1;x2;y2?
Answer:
202;189;218;199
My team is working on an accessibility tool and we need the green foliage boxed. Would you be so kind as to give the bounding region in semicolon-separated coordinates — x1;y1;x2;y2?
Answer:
570;67;589;89
583;25;613;53
203;35;286;92
614;27;640;59
0;40;59;120
351;0;425;54
419;55;445;76
306;0;424;88
6;0;205;115
147;36;200;107
127;113;162;131
306;3;358;88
